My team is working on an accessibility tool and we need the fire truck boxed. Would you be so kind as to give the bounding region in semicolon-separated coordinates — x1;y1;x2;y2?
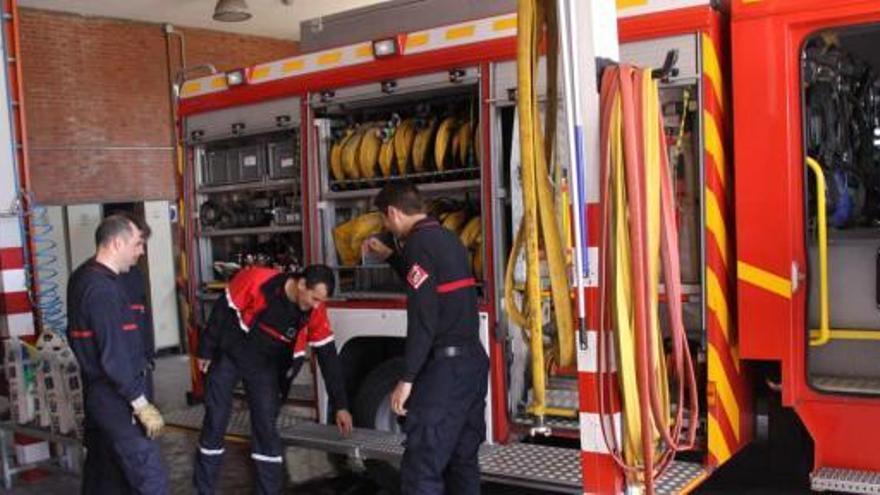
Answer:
167;0;880;493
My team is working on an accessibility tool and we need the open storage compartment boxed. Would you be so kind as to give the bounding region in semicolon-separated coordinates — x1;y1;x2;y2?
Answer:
191;128;304;320
802;24;880;395
310;68;486;299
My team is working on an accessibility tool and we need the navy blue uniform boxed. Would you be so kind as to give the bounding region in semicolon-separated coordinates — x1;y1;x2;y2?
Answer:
67;259;168;495
194;267;348;495
388;217;489;495
120;266;155;401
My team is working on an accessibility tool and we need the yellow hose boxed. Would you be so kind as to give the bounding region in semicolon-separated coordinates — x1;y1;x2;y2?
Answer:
608;87;643;463
511;0;576;420
642;73;671;433
516;0;545;417
504;217;529;329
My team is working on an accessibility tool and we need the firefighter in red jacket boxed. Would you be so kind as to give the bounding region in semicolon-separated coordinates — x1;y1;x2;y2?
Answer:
365;182;489;495
193;264;352;495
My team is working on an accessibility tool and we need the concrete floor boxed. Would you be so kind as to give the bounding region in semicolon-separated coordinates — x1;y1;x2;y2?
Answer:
5;355;554;494
4;354;808;494
6;355;346;494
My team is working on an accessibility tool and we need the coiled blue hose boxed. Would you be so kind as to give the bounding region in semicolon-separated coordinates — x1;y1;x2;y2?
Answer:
28;201;67;335
10;193;68;338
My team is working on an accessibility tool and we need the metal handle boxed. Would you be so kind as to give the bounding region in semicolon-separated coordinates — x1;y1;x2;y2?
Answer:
807;157;831;346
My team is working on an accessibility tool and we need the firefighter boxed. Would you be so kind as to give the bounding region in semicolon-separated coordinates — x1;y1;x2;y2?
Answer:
364;182;489;495
67;214;168;495
193;264;353;495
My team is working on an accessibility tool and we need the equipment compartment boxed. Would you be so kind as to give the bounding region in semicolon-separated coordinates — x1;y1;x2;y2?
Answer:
310;69;485;298
802;24;880;395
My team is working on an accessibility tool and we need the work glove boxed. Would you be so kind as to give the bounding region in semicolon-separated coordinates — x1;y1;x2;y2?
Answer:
134;402;165;439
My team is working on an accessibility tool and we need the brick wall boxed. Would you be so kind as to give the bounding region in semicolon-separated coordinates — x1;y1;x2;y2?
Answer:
20;8;299;205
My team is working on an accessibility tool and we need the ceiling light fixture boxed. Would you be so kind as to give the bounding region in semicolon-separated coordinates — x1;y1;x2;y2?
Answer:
213;0;252;22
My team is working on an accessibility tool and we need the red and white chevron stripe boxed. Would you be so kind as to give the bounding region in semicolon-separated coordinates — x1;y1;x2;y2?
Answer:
0;215;33;338
578;203;625;494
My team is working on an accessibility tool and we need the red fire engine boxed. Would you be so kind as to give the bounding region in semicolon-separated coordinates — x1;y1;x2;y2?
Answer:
167;0;880;493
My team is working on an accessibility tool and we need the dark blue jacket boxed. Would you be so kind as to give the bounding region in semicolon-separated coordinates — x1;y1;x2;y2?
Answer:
67;259;148;405
119;266;155;362
387;217;481;383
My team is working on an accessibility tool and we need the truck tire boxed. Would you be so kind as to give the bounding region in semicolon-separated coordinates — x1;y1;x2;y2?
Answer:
353;357;405;495
353;357;405;433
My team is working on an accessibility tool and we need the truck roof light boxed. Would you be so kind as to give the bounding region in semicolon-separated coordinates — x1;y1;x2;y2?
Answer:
372;37;402;59
226;69;246;87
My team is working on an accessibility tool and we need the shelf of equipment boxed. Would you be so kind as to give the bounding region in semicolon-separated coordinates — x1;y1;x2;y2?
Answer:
325;172;480;200
199;225;302;237
197;178;298;195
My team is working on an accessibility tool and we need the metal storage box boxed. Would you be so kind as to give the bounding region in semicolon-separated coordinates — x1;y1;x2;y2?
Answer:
205;148;231;185
233;144;264;183
268;137;297;180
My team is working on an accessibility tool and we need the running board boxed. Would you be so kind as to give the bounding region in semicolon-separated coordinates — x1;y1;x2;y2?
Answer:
813;467;880;494
165;406;706;494
512;414;581;432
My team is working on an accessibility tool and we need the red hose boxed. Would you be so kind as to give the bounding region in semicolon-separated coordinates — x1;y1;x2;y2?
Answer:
597;65;701;493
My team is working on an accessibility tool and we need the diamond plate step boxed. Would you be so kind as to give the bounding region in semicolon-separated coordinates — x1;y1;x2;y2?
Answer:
513;415;581;432
165;406;707;494
812;467;880;494
548;376;579;390
657;461;709;494
526;387;579;411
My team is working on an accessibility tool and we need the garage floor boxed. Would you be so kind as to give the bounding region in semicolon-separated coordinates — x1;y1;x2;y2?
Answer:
5;355;553;494
4;354;807;494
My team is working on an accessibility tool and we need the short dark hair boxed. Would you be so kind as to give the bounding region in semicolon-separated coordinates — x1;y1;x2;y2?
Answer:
95;214;138;247
109;210;152;239
373;182;426;215
298;264;336;296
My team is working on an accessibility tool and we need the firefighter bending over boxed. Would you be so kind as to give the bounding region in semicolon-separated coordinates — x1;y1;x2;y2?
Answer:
193;264;352;495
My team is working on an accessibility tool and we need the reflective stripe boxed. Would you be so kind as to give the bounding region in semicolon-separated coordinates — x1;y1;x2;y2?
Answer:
251;453;283;463
225;289;250;332
258;322;292;344
436;277;476;294
308;335;334;348
122;323;138;331
737;260;792;299
70;330;94;338
200;446;225;456
130;304;146;311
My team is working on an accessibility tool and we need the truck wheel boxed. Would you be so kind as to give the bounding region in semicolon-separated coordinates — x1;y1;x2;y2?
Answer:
353;357;405;433
353;357;405;495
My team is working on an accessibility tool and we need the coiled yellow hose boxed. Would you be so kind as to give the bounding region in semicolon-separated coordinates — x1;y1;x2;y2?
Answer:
508;0;576;419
